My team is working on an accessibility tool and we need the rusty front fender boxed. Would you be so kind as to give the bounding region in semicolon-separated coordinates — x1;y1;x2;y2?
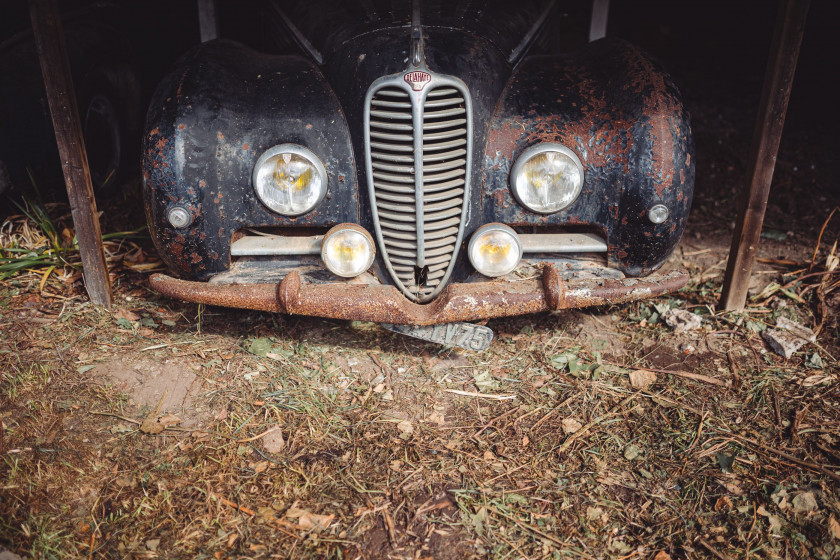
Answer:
149;266;687;325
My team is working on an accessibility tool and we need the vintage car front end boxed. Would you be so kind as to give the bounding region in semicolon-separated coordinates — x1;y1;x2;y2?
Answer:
144;2;694;342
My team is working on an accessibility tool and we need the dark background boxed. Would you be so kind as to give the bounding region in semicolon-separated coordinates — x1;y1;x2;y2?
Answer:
1;0;837;236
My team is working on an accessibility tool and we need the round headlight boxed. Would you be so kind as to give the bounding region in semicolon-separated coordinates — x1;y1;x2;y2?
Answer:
510;144;584;214
252;144;327;216
468;223;522;277
321;224;376;278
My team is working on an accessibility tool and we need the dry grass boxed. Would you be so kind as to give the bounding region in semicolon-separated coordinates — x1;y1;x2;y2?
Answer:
1;196;839;559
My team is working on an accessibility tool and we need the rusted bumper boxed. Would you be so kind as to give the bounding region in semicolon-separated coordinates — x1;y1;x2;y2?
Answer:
149;265;688;325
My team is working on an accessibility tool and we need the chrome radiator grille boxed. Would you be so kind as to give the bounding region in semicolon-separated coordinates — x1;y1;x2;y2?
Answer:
365;75;471;303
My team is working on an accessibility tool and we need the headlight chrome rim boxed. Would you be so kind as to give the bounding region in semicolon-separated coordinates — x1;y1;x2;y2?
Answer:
510;143;584;214
252;144;328;217
468;223;523;278
321;223;376;278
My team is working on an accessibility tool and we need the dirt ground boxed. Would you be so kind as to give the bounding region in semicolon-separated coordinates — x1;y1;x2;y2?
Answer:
3;16;840;560
2;182;840;560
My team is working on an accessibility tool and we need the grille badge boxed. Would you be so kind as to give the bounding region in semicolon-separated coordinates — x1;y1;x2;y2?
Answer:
404;71;431;91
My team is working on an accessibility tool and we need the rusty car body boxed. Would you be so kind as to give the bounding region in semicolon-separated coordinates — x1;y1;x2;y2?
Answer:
144;0;695;329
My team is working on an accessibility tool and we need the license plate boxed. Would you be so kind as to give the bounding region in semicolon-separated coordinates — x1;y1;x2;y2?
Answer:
381;322;493;351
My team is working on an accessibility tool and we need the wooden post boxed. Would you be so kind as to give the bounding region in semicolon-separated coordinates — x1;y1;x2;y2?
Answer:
589;0;610;42
29;0;113;308
720;0;809;311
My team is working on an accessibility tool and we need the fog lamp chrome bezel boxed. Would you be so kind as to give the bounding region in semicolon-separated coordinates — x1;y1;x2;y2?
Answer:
468;223;523;278
510;143;585;214
252;144;328;217
321;223;376;278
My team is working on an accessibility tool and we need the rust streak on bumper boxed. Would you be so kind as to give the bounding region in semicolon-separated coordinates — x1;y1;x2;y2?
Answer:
149;266;688;325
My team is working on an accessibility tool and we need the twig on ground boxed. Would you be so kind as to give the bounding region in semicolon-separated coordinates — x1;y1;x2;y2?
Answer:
608;362;730;387
444;389;516;400
88;411;141;425
735;435;840;483
696;538;735;560
236;426;281;444
685;410;709;454
531;391;583;432
488;506;567;548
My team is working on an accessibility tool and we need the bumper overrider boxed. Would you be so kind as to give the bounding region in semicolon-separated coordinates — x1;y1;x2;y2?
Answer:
149;267;687;326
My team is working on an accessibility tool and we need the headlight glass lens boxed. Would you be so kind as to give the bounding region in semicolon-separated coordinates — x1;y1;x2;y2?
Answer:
468;224;522;277
321;225;375;278
253;145;327;216
511;144;584;214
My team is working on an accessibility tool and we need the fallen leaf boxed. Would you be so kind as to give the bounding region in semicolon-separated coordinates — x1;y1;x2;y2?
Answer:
428;410;445;425
257;506;278;525
285;501;307;518
470;507;487;536
629;369;657;389
717;479;744;496
757;506;784;533
623;444;641;461
115;309;140;322
561;418;582;434
253;461;269;473
792;491;818;514
771;486;789;509
803;374;835;387
261;427;285;454
653;551;672;560
145;539;160;551
828;516;840;540
248;337;272;357
473;371;499;392
298;511;335;532
397;420;414;439
586;506;607;524
714;496;732;511
140;413;181;434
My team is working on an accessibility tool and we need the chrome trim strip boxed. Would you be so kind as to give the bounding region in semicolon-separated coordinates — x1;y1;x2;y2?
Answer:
519;233;608;253
231;235;322;257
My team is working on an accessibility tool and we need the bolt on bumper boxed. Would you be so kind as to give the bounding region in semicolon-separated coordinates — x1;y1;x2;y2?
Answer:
148;265;688;326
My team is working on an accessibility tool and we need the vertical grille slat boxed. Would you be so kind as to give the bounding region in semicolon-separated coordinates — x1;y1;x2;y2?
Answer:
367;78;470;303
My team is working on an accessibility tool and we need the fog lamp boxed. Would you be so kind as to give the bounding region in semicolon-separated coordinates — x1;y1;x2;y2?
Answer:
321;224;376;278
468;223;522;277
